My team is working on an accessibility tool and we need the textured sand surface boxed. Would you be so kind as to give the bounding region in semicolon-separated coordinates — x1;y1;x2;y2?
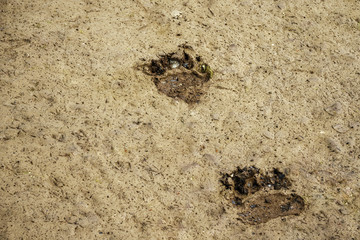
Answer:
1;0;360;239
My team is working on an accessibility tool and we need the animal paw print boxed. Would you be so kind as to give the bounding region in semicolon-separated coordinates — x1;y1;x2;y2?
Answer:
220;166;305;224
141;45;213;104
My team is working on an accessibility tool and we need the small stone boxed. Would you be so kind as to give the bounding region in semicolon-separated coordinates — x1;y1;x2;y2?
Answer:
295;136;304;141
276;2;286;9
307;77;319;83
189;110;196;116
78;213;99;228
171;10;182;19
169;59;180;69
325;102;342;115
263;131;274;140
298;116;310;125
349;121;360;129
203;154;217;163
339;208;350;215
228;44;238;52
332;124;349;133
326;138;342;153
210;113;220;120
181;162;199;173
275;130;289;139
344;137;355;147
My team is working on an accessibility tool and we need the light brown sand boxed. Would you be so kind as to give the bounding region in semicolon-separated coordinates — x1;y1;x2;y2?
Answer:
1;0;359;239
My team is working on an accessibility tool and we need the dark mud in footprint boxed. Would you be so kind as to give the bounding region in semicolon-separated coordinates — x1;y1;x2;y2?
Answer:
238;193;305;225
220;166;305;225
140;45;213;104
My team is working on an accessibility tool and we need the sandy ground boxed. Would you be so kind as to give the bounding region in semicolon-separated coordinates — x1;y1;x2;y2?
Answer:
1;0;360;239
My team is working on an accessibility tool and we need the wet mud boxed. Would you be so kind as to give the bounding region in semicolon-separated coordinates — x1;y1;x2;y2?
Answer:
140;45;212;104
220;166;305;224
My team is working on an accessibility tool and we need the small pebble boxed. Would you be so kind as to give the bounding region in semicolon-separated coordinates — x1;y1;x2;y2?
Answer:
326;138;342;153
332;124;349;133
338;208;350;215
275;130;289;139
210;113;220;120
169;60;180;69
263;131;274;140
228;44;238;52
181;162;199;173
203;154;217;164
295;136;304;141
325;102;342;115
298;116;310;125
78;213;99;228
171;10;182;19
307;77;319;83
349;121;360;129
276;2;286;9
344;137;355;147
